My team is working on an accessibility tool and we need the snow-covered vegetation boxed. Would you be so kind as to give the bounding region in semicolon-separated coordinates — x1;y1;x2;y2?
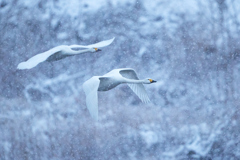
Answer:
0;0;240;159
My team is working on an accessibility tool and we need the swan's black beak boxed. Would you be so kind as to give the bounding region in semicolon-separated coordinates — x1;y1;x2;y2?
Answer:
94;48;102;52
152;80;157;83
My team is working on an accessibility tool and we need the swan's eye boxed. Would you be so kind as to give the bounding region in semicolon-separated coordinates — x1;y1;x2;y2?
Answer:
148;79;153;83
94;48;98;51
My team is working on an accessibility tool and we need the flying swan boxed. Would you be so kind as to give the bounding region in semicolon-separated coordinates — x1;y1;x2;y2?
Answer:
83;68;157;121
17;37;115;69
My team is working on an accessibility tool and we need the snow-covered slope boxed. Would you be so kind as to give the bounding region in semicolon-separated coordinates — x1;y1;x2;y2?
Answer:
0;0;240;159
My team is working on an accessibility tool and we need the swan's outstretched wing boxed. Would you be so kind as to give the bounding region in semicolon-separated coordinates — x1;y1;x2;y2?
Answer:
119;68;151;103
17;46;63;70
87;37;115;48
83;76;100;121
70;37;115;49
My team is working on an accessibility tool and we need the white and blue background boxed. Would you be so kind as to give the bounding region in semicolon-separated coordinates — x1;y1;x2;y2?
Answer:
0;0;240;159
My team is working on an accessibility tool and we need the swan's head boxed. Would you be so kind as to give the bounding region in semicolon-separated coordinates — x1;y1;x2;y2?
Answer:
93;48;101;52
148;79;157;83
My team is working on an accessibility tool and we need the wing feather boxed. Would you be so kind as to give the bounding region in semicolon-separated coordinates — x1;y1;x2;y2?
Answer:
83;76;100;121
17;46;63;70
70;37;115;49
119;69;151;103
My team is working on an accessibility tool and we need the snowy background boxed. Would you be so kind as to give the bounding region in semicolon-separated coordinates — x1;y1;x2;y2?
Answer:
1;0;240;159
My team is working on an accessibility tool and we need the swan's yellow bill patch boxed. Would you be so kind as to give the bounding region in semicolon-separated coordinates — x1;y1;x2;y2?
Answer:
149;79;153;83
94;48;98;51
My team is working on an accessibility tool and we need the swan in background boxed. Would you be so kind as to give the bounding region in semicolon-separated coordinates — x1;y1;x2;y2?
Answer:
17;37;115;70
83;68;157;121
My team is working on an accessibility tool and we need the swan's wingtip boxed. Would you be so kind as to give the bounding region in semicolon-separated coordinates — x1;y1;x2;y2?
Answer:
94;117;98;121
91;114;98;121
109;37;115;43
17;62;32;70
143;99;151;104
17;63;25;70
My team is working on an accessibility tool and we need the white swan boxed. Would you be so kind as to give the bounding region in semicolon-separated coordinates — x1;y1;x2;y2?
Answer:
17;37;115;70
83;68;156;121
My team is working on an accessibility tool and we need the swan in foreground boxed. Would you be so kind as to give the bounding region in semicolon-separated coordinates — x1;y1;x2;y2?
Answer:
83;68;157;121
17;37;115;69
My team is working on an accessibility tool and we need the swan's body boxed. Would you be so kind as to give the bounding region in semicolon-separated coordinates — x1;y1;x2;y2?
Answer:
17;37;115;69
83;68;156;121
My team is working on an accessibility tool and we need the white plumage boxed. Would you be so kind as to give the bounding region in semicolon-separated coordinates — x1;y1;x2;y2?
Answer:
83;68;156;121
17;37;115;69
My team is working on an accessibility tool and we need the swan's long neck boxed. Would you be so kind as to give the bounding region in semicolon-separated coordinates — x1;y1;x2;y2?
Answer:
123;78;147;84
69;48;92;55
